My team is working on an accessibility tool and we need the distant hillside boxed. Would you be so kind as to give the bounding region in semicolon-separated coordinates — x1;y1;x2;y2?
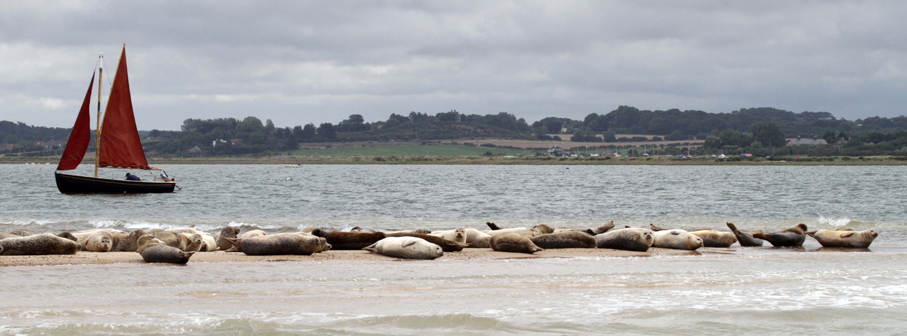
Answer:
4;106;907;157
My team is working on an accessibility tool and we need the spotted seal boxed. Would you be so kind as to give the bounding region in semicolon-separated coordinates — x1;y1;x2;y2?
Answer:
227;232;331;255
595;228;654;252
0;233;81;255
690;229;737;248
530;231;596;249
363;237;444;259
807;229;878;248
653;229;703;250
430;228;467;245
489;233;543;254
82;231;113;252
136;236;195;264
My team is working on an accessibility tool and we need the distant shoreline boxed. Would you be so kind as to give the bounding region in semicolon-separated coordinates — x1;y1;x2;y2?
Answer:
3;156;907;165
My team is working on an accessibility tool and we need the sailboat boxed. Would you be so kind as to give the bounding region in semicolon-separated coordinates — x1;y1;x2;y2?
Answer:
54;45;176;194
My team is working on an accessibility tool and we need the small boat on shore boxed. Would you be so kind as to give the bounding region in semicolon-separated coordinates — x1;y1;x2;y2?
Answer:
54;45;176;194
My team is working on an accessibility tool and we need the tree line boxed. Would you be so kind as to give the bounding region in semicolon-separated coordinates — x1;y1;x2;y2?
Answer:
3;106;907;157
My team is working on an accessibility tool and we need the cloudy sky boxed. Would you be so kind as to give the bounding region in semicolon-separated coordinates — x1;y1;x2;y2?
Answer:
1;1;905;130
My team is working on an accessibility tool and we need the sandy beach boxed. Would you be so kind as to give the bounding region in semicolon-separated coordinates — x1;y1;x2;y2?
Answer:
0;247;708;267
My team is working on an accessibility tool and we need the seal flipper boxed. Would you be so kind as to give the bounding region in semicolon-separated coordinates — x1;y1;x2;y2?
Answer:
401;240;417;248
224;238;242;252
486;222;502;230
840;232;854;238
806;230;817;237
363;242;378;253
649;224;667;231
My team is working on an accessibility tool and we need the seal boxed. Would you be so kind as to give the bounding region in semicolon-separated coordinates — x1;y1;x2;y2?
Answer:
649;224;668;232
0;233;82;255
690;229;737;248
486;222;503;230
530;231;596;249
463;228;492;248
753;224;808;247
167;228;205;235
227;233;331;255
594;228;654;252
55;232;78;242
412;228;432;234
653;229;703;250
483;223;539;237
385;232;468;252
489;233;543;254
179;233;205;252
591;221;616;234
807;229;878;248
531;224;554;236
109;229;147;252
150;231;193;251
363;237;444;259
137;236;196;264
726;223;764;247
240;230;267;238
82;231;113;252
313;231;385;250
430;228;467;245
198;233;218;251
72;229;124;242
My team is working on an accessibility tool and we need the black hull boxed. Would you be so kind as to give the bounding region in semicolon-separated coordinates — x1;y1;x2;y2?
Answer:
55;172;176;194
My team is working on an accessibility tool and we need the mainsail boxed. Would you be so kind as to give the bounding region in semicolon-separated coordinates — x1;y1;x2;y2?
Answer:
98;46;150;170
56;73;95;171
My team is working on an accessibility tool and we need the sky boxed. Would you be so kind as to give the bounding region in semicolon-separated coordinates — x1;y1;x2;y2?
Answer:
1;1;906;130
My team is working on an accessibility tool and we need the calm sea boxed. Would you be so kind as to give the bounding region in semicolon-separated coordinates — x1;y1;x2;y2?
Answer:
1;164;906;335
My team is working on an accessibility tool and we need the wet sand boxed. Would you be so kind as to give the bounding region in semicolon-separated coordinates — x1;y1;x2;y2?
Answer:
0;247;705;267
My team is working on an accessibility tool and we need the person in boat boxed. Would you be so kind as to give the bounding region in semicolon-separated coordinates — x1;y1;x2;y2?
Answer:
125;173;141;181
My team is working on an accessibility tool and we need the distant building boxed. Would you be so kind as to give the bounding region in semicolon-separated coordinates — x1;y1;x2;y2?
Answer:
786;137;828;146
548;145;568;157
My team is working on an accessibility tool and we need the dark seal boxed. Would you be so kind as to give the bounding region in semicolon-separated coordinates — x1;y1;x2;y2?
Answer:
530;231;595;249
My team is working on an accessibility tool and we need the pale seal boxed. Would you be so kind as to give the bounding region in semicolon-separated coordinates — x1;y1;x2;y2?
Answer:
690;229;737;248
385;232;467;252
595;228;654;251
807;229;878;248
726;223;764;247
649;224;668;232
227;233;331;255
179;233;204;252
150;231;193;251
0;233;81;255
463;228;492;248
82;231;113;252
363;237;444;259
109;229;146;252
489;233;543;254
240;230;267;239
653;229;703;250
430;228;467;245
753;224;808;247
530;231;596;249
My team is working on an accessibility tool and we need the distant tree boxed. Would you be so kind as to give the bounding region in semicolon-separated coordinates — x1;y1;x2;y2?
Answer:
317;123;336;140
749;122;785;147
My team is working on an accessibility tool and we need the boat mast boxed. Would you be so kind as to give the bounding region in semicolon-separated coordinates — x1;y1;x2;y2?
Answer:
94;54;103;178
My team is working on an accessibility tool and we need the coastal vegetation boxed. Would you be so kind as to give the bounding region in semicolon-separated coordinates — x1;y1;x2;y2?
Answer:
3;106;907;160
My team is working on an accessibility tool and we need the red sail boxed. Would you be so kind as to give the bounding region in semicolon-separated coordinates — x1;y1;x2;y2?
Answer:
56;73;95;170
98;46;150;170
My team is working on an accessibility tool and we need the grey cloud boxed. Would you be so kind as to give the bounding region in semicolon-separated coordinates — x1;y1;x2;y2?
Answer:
1;1;906;130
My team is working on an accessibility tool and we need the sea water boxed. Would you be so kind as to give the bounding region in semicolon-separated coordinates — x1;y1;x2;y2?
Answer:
1;164;906;335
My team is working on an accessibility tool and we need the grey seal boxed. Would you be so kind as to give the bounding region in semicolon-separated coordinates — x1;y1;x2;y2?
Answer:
530;231;596;249
313;231;385;250
489;233;543;254
753;224;808;247
213;226;241;250
726;223;764;247
595;228;654;252
227;233;331;255
690;229;737;248
137;236;195;264
0;233;81;255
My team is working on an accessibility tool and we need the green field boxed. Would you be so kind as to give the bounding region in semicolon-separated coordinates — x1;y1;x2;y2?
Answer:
291;144;534;157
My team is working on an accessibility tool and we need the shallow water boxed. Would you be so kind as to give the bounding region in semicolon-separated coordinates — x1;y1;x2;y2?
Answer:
1;164;906;334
